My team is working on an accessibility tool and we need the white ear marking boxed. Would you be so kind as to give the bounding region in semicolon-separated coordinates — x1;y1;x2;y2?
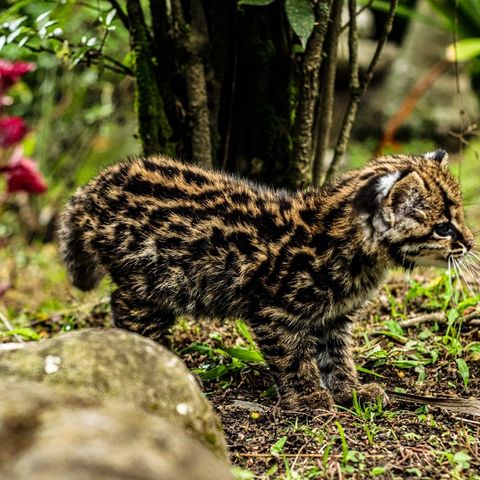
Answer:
376;172;401;202
424;149;448;165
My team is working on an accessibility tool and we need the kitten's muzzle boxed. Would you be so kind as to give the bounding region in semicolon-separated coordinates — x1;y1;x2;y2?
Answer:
464;237;474;250
451;234;474;257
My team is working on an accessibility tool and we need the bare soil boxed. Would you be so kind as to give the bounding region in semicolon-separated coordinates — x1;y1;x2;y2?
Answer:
1;245;479;479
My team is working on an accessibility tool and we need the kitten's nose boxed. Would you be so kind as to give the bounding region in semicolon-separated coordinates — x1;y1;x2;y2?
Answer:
464;237;474;250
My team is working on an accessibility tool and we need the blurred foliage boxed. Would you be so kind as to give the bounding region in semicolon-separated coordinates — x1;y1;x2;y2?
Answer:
428;0;480;88
374;0;480;77
0;0;478;207
0;0;139;201
427;0;480;38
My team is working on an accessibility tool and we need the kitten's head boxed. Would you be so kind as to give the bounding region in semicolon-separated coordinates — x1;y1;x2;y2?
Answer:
355;150;474;268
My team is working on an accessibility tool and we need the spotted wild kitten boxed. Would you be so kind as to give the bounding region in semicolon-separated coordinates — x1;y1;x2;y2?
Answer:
58;150;474;410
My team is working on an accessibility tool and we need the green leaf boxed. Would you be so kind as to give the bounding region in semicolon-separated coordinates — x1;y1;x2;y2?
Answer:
285;0;315;49
456;358;470;387
224;347;265;363
105;9;116;26
238;0;276;5
385;319;404;336
446;38;480;63
6;15;27;32
452;451;471;469
0;0;33;22
1;327;40;340
466;342;480;354
371;466;386;476
195;364;229;381
405;467;422;477
35;10;52;24
356;366;386;378
270;436;287;457
230;467;256;480
235;319;255;345
447;308;459;323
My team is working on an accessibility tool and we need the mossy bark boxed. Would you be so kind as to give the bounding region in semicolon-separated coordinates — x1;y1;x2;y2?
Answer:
122;0;387;187
126;0;172;156
288;1;332;188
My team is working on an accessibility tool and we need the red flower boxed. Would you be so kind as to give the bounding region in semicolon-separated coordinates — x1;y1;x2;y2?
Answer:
2;149;47;194
0;59;35;94
0;116;28;147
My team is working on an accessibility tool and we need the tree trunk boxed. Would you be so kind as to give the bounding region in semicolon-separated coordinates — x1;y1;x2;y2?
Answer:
123;0;397;187
125;0;171;155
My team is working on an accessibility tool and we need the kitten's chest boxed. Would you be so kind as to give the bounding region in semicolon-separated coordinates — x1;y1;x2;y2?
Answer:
266;246;384;321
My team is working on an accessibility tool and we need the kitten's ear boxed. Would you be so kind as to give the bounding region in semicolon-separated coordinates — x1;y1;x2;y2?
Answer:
354;171;401;212
424;149;448;166
383;170;426;216
354;170;425;214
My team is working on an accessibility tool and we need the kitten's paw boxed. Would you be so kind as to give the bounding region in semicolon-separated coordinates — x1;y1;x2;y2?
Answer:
355;383;388;406
283;389;334;413
332;382;388;407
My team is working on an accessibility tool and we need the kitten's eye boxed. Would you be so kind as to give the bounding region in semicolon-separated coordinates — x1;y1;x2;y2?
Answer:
434;223;455;237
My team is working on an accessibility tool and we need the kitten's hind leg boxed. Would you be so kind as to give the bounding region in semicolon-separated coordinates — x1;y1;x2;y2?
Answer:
110;288;176;343
316;316;386;406
253;322;334;411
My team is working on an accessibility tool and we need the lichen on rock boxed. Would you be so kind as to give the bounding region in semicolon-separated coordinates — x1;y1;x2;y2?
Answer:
0;379;233;480
0;329;228;460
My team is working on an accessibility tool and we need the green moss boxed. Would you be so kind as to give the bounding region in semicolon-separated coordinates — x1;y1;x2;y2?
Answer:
126;0;172;155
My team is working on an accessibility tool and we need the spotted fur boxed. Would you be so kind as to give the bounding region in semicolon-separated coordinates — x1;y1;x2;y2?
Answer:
57;151;474;410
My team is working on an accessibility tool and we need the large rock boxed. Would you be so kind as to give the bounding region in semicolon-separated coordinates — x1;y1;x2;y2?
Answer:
0;329;227;459
0;380;233;480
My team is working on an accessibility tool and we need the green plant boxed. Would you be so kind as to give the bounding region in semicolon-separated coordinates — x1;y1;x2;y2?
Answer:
181;327;265;383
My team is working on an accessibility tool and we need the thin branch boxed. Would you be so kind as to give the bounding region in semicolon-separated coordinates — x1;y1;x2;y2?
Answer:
327;0;360;181
327;0;398;181
312;0;344;187
398;312;446;328
339;0;375;34
387;390;480;417
221;17;239;170
288;1;332;188
21;39;133;76
106;0;130;30
361;0;398;93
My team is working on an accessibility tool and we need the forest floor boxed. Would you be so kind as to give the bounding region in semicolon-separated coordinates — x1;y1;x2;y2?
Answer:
1;241;479;479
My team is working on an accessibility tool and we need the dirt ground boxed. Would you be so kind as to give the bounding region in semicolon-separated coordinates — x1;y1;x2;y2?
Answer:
171;279;480;479
1;243;479;479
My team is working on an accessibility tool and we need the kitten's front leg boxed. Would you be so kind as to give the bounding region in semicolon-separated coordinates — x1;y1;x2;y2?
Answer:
253;322;334;411
316;316;386;406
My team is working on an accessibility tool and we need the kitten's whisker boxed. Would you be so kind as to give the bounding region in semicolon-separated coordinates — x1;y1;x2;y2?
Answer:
454;259;473;300
468;251;480;263
456;258;476;297
464;261;480;291
448;256;454;297
452;259;466;300
463;257;480;274
465;257;480;277
468;250;480;261
458;257;480;294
